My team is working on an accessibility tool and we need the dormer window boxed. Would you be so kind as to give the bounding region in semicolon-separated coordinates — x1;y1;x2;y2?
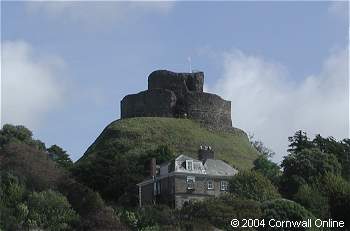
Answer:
186;160;193;171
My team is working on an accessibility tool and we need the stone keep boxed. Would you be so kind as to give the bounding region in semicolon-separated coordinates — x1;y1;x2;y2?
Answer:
121;70;232;129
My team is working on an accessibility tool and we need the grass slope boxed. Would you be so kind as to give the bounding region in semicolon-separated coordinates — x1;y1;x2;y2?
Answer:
80;117;259;170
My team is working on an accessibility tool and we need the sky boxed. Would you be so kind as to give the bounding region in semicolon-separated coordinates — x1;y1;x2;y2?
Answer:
1;1;349;163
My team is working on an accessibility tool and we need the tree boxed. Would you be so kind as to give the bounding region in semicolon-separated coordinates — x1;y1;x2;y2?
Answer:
259;199;316;231
47;144;73;169
249;135;275;158
139;145;175;174
0;172;27;230
253;156;281;186
72;145;175;207
79;207;129;231
27;190;79;230
73;151;142;206
1;176;79;231
293;184;329;219
178;195;261;231
0;124;45;150
319;173;350;229
0;143;64;191
229;171;280;202
287;130;313;154
312;135;350;181
280;148;342;197
340;138;350;181
58;176;105;217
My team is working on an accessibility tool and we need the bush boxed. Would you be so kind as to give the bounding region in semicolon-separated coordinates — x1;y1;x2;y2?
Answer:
320;173;350;230
0;124;45;150
0;143;64;191
58;176;105;216
259;199;316;231
73;145;175;207
253;155;281;186
27;190;79;230
178;195;261;230
229;171;280;202
117;205;174;231
79;206;128;231
280;148;342;197
0;172;27;230
293;184;329;219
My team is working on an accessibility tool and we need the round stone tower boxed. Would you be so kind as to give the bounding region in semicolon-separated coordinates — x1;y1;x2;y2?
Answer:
120;70;232;129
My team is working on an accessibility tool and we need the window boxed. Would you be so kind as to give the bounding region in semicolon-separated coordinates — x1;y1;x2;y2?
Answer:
220;181;228;191
156;181;161;195
153;182;157;195
153;181;161;195
186;160;193;171
207;180;213;190
187;176;195;190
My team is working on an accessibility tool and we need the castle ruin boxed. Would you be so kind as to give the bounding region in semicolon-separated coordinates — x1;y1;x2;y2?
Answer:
121;70;232;129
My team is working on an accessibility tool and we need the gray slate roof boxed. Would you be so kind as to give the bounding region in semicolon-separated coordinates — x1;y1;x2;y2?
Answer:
204;159;238;176
174;154;237;176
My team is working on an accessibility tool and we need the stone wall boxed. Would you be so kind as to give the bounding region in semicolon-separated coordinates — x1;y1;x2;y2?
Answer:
121;89;176;118
148;70;204;97
174;175;227;196
173;175;229;208
140;183;154;206
185;92;232;128
120;70;232;129
140;174;230;208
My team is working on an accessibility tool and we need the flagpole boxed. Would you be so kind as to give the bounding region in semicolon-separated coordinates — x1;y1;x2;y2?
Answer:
188;57;192;73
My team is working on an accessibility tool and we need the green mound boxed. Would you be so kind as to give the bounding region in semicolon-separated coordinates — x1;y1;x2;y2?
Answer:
79;117;259;170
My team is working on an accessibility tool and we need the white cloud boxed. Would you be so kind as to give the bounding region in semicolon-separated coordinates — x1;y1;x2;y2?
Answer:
25;1;175;27
1;40;67;129
210;48;349;163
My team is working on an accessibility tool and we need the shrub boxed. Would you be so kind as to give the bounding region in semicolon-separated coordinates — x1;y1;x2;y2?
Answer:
0;143;64;191
280;148;342;197
79;206;128;231
229;171;280;202
0;172;27;230
293;184;329;219
259;199;316;231
320;173;350;230
178;195;261;230
27;190;79;231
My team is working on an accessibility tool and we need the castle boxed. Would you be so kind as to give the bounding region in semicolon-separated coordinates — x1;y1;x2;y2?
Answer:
121;70;232;129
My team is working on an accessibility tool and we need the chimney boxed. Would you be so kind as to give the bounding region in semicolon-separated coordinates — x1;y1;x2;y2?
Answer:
198;145;214;162
150;158;156;177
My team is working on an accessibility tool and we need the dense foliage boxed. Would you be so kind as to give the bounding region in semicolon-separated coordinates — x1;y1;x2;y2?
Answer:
0;124;45;150
72;144;175;207
253;155;281;186
229;171;280;202
47;144;74;170
0;124;128;230
259;199;317;231
280;148;342;197
0;172;78;230
180;195;262;230
1;124;349;230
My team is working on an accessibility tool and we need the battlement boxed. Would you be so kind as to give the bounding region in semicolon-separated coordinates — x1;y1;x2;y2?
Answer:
121;70;232;129
148;70;204;95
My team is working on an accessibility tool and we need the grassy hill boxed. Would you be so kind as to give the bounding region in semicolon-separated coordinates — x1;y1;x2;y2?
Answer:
79;117;259;170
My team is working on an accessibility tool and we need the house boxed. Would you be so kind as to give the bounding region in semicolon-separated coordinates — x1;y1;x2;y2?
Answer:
137;146;238;208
